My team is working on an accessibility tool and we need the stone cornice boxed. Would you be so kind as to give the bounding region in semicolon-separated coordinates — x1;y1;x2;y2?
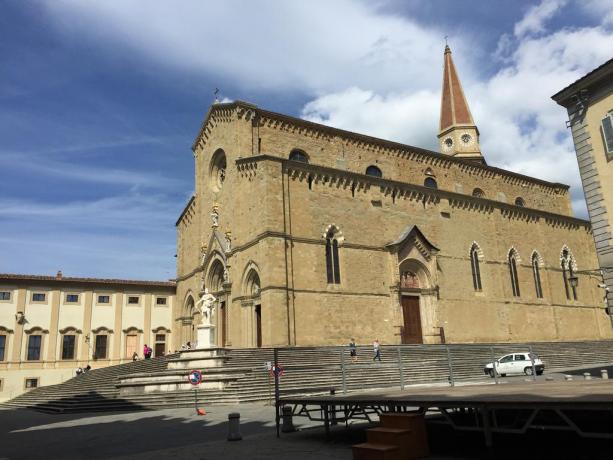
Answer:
196;101;569;192
236;155;590;230
175;195;196;227
191;101;257;152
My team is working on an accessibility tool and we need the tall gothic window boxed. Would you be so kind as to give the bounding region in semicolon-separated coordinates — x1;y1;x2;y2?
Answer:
325;228;341;284
508;249;521;297
532;252;543;299
470;244;482;291
561;248;577;300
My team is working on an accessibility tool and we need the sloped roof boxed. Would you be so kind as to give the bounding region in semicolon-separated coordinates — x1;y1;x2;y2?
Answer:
552;58;613;106
0;273;176;288
440;45;475;132
386;225;439;251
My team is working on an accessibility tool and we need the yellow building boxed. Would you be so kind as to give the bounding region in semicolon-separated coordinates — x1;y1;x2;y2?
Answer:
552;58;613;311
174;47;612;348
0;272;175;401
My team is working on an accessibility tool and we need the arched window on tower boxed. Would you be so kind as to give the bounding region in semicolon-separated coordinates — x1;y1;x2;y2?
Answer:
515;197;525;207
532;252;543;299
365;165;382;178
325;227;341;284
508;249;521;297
289;149;309;163
470;243;482;291
424;177;438;189
561;248;577;300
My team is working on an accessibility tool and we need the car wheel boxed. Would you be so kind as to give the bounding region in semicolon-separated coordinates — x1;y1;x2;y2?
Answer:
524;367;534;376
488;369;495;378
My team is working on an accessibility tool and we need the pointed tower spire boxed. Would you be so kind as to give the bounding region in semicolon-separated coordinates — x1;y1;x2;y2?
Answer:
438;45;485;164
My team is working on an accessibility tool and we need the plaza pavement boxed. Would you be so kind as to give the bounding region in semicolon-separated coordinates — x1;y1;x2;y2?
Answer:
3;371;613;460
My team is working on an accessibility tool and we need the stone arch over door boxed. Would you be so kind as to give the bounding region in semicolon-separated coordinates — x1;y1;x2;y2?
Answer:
386;225;440;344
397;258;435;344
241;262;262;348
180;293;199;347
206;255;230;347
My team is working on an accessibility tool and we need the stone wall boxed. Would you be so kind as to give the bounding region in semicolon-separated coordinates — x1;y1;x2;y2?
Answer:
175;103;611;348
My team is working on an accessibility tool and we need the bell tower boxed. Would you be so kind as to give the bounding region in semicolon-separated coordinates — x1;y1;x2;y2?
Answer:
438;45;485;164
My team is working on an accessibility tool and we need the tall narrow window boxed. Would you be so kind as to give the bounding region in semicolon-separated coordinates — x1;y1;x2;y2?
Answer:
0;335;6;361
27;335;42;361
602;113;613;156
325;228;341;284
61;335;76;360
532;253;543;299
508;250;520;297
561;249;577;300
470;244;482;291
94;335;108;359
155;334;166;357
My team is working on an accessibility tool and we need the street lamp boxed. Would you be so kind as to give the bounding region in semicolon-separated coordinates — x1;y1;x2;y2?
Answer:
15;311;25;324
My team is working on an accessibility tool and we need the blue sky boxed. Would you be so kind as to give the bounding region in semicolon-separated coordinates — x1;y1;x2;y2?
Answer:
1;0;612;280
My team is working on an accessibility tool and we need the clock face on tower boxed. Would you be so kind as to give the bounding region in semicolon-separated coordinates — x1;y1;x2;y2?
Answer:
461;133;472;145
442;137;453;152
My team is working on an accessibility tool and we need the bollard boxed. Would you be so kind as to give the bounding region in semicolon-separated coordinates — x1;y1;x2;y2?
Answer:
565;375;573;381
227;412;242;441
601;369;609;380
584;372;592;380
281;405;296;433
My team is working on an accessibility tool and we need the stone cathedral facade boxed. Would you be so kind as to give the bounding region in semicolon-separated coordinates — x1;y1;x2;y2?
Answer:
173;47;612;348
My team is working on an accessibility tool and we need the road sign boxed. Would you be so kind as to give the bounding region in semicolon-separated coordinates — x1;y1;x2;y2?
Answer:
269;364;284;378
189;369;202;386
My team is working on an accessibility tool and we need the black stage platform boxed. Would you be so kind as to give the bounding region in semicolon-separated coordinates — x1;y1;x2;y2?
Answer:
279;380;613;446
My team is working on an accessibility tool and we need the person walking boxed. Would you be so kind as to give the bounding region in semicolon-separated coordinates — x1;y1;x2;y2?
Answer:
373;339;381;362
349;338;358;363
132;351;139;361
144;344;151;359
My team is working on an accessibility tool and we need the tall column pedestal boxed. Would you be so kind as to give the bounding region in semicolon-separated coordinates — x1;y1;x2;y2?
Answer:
196;323;216;349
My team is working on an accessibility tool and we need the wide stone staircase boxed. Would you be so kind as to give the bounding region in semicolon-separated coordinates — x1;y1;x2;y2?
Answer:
4;341;613;413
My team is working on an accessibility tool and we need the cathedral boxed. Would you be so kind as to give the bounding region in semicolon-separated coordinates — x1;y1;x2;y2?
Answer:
174;46;612;348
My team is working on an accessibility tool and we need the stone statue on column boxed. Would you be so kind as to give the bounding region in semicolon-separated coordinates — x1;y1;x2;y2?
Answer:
211;205;220;228
195;288;217;325
224;232;232;253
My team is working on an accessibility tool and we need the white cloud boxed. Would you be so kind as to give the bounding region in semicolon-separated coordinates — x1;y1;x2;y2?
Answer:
302;87;440;149
298;6;613;218
41;0;457;94
38;0;613;222
514;0;568;38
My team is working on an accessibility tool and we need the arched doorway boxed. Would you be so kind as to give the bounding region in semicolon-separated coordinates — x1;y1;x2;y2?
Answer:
181;294;200;347
208;259;227;347
244;268;262;347
398;259;432;344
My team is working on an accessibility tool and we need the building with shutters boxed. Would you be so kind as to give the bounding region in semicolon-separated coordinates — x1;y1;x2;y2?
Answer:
552;58;613;313
0;272;175;401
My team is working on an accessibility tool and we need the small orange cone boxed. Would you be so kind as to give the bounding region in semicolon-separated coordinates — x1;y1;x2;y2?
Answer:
196;408;206;416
